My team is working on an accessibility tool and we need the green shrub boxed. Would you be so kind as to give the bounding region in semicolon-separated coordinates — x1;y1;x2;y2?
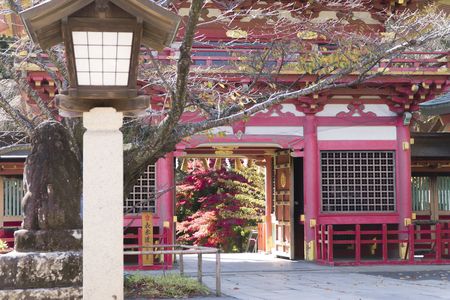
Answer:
124;274;210;299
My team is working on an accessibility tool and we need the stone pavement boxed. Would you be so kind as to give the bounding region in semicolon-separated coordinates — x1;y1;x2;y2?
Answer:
134;253;450;300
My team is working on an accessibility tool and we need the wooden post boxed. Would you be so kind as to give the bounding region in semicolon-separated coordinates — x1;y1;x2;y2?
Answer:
179;253;184;276
157;153;175;251
138;227;143;268
198;253;203;283
142;212;154;266
303;114;319;261
0;176;4;226
321;225;326;261
382;224;388;262
397;121;412;258
265;156;273;253
216;250;221;296
436;223;442;262
356;224;361;264
328;225;334;264
409;225;415;263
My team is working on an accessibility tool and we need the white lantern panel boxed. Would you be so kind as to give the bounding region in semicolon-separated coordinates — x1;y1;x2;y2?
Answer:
77;72;90;85
103;59;117;72
72;31;88;44
103;32;118;45
88;32;102;44
72;31;134;86
116;73;129;86
75;59;89;72
103;72;116;85
117;46;131;59
89;45;102;59
90;72;103;85
74;45;89;58
103;46;117;59
89;59;103;72
116;60;130;72
118;32;133;45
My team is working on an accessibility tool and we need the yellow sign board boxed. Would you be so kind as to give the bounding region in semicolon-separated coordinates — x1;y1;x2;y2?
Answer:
142;212;153;266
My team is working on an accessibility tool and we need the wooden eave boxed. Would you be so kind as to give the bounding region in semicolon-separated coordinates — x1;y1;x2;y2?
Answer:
20;0;93;49
420;92;450;116
20;0;181;51
110;0;181;51
411;132;450;159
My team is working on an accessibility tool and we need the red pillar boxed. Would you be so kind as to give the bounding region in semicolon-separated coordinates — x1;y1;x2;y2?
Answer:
397;119;412;258
265;155;273;253
303;114;320;261
157;152;175;246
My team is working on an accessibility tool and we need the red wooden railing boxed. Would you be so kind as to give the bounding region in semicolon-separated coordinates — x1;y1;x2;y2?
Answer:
123;226;171;271
316;223;450;266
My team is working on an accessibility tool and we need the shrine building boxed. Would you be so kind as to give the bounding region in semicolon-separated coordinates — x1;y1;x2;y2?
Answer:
0;0;450;268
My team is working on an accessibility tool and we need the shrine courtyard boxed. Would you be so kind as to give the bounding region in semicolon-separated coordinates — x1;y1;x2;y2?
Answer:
129;253;450;300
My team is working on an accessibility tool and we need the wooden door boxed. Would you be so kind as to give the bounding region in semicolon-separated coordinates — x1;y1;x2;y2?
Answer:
273;150;294;258
412;175;450;221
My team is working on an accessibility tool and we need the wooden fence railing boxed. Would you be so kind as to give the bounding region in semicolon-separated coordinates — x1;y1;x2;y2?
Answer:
316;223;450;266
124;244;222;296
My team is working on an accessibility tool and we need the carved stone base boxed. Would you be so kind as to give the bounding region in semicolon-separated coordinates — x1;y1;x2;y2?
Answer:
14;229;82;252
0;251;82;290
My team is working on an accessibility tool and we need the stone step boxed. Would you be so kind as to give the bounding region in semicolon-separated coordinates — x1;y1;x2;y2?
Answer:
0;251;82;290
0;287;82;300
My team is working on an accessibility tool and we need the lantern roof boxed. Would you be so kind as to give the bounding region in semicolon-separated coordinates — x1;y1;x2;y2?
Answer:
20;0;181;51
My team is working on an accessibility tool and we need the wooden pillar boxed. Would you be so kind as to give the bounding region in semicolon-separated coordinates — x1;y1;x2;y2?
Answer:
0;176;4;226
157;153;175;248
265;155;273;253
397;119;412;259
303;114;319;261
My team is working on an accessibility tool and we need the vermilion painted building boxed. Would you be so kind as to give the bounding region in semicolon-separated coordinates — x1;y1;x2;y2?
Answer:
1;0;450;268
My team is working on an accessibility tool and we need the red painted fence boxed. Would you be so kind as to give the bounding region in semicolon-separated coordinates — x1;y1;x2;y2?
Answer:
316;223;450;265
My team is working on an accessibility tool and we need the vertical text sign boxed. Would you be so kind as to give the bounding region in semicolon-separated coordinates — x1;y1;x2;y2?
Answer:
142;212;153;265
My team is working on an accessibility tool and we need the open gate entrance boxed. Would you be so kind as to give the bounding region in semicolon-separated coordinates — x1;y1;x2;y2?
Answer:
273;150;304;259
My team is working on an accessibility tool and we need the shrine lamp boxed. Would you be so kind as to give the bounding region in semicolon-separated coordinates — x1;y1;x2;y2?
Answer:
20;0;181;114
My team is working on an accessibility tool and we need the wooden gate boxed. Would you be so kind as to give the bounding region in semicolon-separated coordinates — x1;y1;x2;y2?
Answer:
273;150;293;258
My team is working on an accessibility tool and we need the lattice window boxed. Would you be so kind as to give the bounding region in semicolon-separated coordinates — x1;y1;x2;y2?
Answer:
321;151;396;212
412;176;431;211
124;165;156;214
438;176;450;211
3;177;24;217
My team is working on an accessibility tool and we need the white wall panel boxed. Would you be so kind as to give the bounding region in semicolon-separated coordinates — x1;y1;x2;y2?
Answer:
317;126;397;140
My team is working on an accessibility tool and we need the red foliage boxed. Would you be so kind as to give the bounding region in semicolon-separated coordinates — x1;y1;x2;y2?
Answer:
176;168;262;251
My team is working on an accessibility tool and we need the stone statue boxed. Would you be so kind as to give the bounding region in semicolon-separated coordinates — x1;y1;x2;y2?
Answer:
15;121;82;252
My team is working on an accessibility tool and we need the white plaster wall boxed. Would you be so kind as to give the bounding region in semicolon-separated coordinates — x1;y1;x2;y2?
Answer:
246;126;304;136
364;104;398;117
316;104;349;116
281;104;305;116
317;126;397;141
317;104;397;117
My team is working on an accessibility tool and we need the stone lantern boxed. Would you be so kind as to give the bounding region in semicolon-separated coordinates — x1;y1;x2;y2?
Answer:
17;1;181;299
21;0;181;113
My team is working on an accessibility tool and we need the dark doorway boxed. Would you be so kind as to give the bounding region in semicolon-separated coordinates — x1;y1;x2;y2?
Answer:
293;157;304;259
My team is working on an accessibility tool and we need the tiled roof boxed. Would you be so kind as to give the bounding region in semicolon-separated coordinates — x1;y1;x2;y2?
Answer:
420;92;450;116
